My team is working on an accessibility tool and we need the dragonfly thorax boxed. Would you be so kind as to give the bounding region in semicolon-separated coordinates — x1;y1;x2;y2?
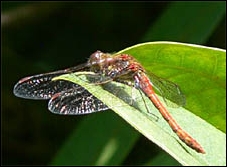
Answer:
89;53;134;79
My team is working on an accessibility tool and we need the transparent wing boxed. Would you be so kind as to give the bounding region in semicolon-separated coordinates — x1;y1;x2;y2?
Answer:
13;63;88;99
48;87;109;115
148;73;186;107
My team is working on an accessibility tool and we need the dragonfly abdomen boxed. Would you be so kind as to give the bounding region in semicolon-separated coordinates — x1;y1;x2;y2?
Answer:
134;71;205;153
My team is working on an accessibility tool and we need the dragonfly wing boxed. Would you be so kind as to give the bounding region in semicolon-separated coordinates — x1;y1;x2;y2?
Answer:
48;87;109;115
13;63;88;99
149;73;186;107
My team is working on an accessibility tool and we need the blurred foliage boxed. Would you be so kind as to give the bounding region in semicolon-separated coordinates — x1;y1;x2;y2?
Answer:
2;1;225;165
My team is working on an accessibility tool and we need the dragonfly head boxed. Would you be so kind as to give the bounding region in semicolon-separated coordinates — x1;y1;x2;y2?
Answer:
88;50;114;71
88;50;105;65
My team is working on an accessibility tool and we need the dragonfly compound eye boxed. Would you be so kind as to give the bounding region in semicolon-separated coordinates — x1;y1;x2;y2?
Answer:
89;50;105;65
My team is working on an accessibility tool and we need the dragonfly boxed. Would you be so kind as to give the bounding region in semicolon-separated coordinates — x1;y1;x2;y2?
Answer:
13;50;205;154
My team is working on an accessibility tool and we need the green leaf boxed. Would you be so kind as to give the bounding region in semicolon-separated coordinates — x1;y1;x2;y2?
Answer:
142;1;226;43
52;42;226;165
50;2;225;166
118;41;226;133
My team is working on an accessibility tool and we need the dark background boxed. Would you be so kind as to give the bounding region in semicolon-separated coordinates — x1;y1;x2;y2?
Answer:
2;1;226;165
